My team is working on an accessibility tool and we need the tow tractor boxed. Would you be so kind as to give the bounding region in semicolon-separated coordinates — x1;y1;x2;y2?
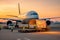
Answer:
18;19;50;32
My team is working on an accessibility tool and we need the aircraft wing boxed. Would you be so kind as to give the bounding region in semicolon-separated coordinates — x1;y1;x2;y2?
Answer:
6;15;18;18
0;18;22;22
40;17;60;20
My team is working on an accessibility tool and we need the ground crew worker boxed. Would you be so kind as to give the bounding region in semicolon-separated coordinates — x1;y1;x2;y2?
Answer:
11;27;13;32
0;26;1;30
0;24;2;30
10;24;14;32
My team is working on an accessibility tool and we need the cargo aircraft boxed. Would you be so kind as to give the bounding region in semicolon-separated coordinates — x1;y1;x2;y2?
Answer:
0;3;60;28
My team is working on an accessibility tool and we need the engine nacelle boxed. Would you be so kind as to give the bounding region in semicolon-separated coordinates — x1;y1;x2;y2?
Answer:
7;20;13;26
46;20;51;26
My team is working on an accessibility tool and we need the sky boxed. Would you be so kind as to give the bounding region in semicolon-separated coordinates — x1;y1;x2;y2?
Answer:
0;0;60;21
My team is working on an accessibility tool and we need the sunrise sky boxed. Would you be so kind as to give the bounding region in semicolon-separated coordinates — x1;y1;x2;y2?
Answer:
0;0;60;21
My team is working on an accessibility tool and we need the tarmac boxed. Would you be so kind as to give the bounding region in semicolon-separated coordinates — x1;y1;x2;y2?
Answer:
0;27;60;40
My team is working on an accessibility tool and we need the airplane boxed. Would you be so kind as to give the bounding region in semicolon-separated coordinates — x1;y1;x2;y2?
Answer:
0;3;60;28
6;3;60;23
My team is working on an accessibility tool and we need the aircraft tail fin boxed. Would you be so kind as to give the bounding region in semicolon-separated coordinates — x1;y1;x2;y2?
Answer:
18;3;20;15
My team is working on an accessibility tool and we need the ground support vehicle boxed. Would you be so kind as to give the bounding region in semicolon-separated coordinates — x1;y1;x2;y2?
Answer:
18;19;50;32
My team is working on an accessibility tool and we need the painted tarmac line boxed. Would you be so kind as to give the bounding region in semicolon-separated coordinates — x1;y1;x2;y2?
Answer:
17;37;31;40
